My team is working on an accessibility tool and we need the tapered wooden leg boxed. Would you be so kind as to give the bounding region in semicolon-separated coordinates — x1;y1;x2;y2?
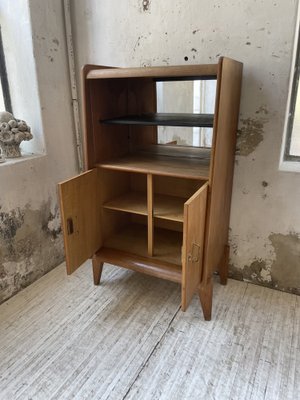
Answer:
92;257;103;285
219;245;230;285
198;280;213;321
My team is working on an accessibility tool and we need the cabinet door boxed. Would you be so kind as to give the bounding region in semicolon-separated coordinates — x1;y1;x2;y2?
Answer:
182;182;208;310
58;169;102;274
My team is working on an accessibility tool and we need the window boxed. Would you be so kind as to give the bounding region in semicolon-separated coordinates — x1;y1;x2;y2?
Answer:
284;29;300;160
281;9;300;170
0;25;12;113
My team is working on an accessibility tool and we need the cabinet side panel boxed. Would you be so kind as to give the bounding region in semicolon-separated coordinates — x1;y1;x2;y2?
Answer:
58;169;102;274
205;58;243;277
182;183;208;310
82;65;113;170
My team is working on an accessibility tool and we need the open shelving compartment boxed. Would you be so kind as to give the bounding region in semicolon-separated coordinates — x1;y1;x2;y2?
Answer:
99;169;207;268
58;58;243;320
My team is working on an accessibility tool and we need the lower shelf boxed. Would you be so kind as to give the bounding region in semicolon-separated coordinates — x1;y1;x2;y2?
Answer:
103;223;182;266
95;247;182;283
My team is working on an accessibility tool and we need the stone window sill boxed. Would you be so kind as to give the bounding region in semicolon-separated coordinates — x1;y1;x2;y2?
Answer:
0;152;45;166
279;159;300;173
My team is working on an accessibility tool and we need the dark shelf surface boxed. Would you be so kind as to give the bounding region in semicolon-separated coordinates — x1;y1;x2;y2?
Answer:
101;113;214;128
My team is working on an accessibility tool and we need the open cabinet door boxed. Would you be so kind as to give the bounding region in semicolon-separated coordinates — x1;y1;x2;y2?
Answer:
58;169;102;275
182;182;208;310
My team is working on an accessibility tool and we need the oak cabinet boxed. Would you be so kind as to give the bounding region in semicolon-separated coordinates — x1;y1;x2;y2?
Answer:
58;57;243;320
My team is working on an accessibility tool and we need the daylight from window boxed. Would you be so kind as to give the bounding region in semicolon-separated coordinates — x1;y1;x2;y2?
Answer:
289;89;300;156
0;80;4;110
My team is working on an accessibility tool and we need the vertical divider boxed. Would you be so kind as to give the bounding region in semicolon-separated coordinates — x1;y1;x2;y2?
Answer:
147;173;154;256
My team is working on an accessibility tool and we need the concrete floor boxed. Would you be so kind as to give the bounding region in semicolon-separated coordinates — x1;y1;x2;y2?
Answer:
0;261;299;400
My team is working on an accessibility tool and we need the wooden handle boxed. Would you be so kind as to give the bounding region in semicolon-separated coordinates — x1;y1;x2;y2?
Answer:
67;218;74;235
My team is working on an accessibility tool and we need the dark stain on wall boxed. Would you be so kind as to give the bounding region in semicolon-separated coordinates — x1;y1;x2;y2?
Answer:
269;233;300;295
229;232;300;295
229;259;268;285
142;0;150;12
236;107;269;156
0;200;64;303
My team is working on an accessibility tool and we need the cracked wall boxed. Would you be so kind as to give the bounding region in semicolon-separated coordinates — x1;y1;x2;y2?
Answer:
71;0;300;295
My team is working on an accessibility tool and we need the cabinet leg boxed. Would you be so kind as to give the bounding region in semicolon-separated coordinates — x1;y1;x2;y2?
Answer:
219;244;229;285
198;280;213;321
92;257;103;285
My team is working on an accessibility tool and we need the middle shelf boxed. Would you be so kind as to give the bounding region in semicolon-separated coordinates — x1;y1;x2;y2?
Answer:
101;112;214;128
98;151;209;180
103;191;186;222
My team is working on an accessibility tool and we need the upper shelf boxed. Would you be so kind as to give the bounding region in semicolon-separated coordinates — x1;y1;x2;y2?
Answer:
86;64;219;80
101;113;214;128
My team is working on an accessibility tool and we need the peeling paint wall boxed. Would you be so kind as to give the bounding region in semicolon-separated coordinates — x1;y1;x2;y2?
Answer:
0;202;63;302
1;0;299;302
70;0;300;294
0;0;78;303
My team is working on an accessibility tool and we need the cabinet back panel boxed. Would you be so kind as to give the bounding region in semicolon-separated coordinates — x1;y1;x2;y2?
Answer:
98;169;131;204
130;173;148;192
153;176;203;198
89;79;130;164
128;78;157;150
101;209;131;242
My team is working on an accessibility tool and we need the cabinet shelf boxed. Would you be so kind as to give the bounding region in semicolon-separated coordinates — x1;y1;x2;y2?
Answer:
154;194;185;222
97;152;209;180
86;64;218;80
103;191;185;222
101;113;214;128
103;192;147;216
95;247;182;283
103;223;182;266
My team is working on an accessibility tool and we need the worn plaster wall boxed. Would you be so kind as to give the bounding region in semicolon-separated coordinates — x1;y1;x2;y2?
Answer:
1;0;299;303
0;0;78;302
71;0;300;294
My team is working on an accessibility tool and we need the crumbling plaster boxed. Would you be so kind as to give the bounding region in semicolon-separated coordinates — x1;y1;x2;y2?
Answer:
0;0;78;303
1;0;300;303
71;0;300;294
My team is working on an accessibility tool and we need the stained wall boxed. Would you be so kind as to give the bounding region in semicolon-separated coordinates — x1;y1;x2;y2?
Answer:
0;0;78;302
1;0;300;303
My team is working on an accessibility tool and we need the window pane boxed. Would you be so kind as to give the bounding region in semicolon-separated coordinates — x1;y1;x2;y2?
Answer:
290;90;300;156
0;79;4;110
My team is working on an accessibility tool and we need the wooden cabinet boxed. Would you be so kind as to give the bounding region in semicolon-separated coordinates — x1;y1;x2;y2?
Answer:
58;57;243;320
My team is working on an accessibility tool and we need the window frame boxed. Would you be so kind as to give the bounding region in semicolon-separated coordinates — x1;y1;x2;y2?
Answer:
284;28;300;162
280;5;300;171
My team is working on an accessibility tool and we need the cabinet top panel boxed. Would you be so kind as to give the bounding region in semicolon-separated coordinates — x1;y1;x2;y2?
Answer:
86;64;219;80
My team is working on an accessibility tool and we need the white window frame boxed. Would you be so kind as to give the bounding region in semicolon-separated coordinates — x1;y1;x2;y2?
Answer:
280;3;300;172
